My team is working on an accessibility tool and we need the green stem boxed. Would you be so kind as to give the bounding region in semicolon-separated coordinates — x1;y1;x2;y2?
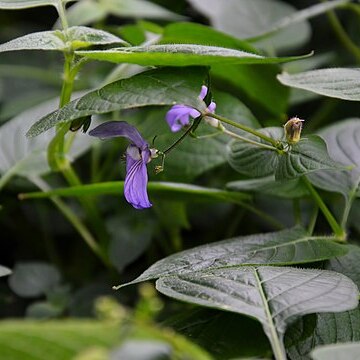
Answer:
206;113;279;148
307;205;319;235
302;177;346;240
341;187;358;229
56;0;69;31
223;128;277;151
323;1;360;63
28;176;110;266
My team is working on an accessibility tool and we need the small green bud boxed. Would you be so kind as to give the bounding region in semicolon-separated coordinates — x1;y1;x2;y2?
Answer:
284;117;304;144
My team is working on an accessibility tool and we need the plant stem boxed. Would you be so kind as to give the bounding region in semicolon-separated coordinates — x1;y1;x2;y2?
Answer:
307;206;319;235
56;0;69;31
223;128;277;151
28;176;110;266
206;113;279;148
323;1;360;63
302;176;346;240
341;187;358;229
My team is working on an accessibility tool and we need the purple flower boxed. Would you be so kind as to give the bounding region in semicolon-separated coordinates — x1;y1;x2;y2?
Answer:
89;121;152;210
165;85;216;132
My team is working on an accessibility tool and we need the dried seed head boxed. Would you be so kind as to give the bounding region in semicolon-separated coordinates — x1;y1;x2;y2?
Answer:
284;117;304;144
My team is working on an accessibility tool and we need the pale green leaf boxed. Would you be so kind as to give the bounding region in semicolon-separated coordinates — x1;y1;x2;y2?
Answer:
0;0;74;9
278;68;360;101
122;227;347;286
0;26;127;53
308;119;360;199
0;265;11;277
156;266;358;359
26;67;208;137
0;97;94;189
187;0;311;52
76;44;311;66
105;0;185;20
8;262;61;298
311;342;360;360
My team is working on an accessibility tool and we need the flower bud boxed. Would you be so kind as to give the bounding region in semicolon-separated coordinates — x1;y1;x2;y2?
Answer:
284;117;304;144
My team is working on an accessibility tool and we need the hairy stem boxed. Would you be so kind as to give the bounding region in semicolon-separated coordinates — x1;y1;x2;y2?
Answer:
206;113;279;148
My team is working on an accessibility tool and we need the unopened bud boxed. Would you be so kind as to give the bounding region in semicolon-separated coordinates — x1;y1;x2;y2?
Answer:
284;117;304;144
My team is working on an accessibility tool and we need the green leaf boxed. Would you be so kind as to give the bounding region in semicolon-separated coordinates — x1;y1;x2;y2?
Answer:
26;67;208;137
286;308;360;360
212;64;290;118
160;22;257;53
308;119;360;199
0;320;119;359
60;0;184;28
311;342;360;360
276;135;343;181
105;0;185;20
285;244;360;359
227;175;309;198
0;97;94;189
227;129;342;180
8;262;61;298
26;301;63;319
0;265;11;278
0;0;73;9
19;181;250;204
227;127;282;178
187;0;311;52
156;266;358;360
0;26;127;53
278;68;360;101
76;44;311;66
122;227;347;286
166;309;270;359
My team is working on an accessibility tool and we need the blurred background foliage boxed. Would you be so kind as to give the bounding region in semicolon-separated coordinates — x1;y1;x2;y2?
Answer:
0;0;360;359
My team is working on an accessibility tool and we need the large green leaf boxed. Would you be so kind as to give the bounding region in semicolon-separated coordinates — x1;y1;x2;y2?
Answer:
227;128;342;180
76;44;311;66
278;68;360;101
187;0;311;52
285;245;360;359
121;227;347;286
0;97;94;190
156;266;358;360
311;342;360;360
26;67;208;137
308;119;360;200
0;26;127;53
61;0;184;27
0;0;74;9
227;127;282;178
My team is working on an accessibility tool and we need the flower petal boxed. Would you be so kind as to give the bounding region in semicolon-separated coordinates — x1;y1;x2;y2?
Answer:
166;105;200;132
199;85;208;100
124;155;152;210
89;121;147;149
207;101;216;113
